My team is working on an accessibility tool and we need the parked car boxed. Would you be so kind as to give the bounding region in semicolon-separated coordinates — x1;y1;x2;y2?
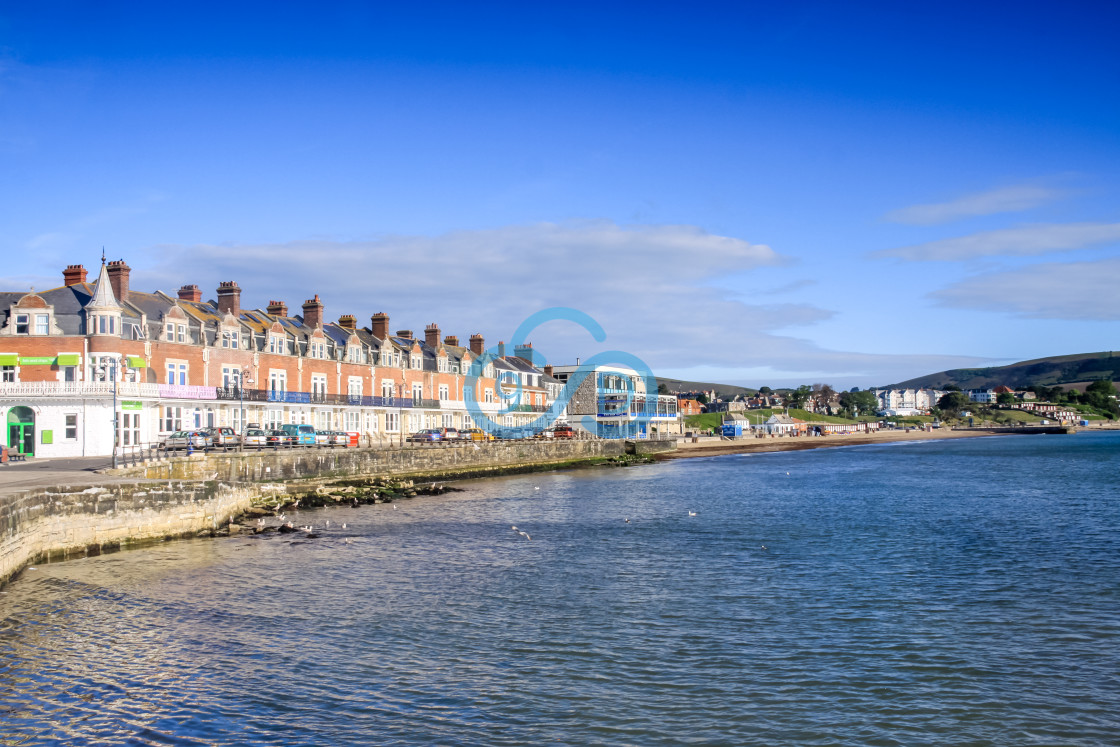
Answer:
314;430;329;447
438;427;461;441
540;425;575;439
161;431;210;451
243;428;269;448
266;429;297;448
280;423;317;446
406;429;442;443
200;426;241;449
460;428;494;442
325;431;350;447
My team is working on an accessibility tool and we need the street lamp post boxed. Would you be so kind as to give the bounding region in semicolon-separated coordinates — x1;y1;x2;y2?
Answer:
97;360;119;469
239;367;254;451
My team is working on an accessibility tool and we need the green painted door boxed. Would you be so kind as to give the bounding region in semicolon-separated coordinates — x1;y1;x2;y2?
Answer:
7;406;35;456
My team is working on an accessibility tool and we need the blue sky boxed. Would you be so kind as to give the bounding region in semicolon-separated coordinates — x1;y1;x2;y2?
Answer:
2;1;1118;387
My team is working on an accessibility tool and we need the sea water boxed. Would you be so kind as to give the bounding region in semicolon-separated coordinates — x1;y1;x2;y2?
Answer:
1;432;1118;745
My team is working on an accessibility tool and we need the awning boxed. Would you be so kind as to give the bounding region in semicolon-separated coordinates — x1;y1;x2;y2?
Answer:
0;354;18;366
127;356;146;368
57;354;81;366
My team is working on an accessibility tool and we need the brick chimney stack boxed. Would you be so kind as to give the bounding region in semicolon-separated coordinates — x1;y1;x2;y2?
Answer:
425;323;441;348
216;281;242;317
178;285;202;303
469;333;485;356
544;364;554;378
514;343;535;364
301;295;324;329
106;260;130;303
63;264;87;287
371;312;390;340
396;329;413;340
338;314;357;331
497;341;506;358
267;300;288;317
444;335;459;347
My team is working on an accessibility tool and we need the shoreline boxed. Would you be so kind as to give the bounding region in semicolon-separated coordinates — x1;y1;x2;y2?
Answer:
658;427;1032;460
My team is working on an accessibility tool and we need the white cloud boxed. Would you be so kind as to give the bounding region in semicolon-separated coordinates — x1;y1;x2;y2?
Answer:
884;184;1067;225
874;222;1120;262
930;257;1120;320
114;220;984;386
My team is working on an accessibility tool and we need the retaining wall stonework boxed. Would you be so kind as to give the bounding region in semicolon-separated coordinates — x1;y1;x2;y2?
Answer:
107;439;648;483
0;481;257;587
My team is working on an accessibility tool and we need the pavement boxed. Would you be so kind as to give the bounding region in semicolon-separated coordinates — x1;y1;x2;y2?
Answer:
0;456;152;496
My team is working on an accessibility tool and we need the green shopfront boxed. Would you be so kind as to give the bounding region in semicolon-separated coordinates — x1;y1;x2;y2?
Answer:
6;406;35;456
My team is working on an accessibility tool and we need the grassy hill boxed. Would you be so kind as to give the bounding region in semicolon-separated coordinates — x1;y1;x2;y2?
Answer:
887;351;1120;390
656;377;755;399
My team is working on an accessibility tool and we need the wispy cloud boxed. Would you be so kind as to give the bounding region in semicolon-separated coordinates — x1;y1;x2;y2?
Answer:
884;183;1067;225
930;257;1120;320
113;220;987;385
873;222;1120;262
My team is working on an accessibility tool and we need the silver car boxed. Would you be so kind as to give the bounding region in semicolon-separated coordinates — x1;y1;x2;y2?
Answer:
200;426;242;450
243;428;269;448
161;431;209;451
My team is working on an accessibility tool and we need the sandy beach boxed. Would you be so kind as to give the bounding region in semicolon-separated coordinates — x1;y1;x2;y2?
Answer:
659;427;1028;460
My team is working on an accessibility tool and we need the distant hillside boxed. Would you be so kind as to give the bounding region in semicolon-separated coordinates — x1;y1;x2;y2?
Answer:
656;377;755;399
888;351;1120;390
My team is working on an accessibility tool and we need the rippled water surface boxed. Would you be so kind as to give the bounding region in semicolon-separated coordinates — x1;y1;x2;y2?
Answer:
3;432;1120;745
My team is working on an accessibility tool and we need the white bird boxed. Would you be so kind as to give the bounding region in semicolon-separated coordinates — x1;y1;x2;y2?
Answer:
688;511;697;517
393;504;398;510
511;525;518;531
519;531;531;540
341;523;347;529
761;545;768;550
534;486;540;490
325;520;330;526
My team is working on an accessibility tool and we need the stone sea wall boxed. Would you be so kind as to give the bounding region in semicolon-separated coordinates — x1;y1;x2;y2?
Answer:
1;439;677;586
0;480;261;587
106;439;676;483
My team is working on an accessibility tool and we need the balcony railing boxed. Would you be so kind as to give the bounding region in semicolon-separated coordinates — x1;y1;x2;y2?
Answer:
1;382;584;414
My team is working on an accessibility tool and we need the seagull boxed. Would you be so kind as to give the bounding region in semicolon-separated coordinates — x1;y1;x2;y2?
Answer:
625;518;631;523
341;523;347;529
511;525;518;531
534;486;540;490
688;511;697;517
393;504;398;510
519;531;531;540
761;545;768;550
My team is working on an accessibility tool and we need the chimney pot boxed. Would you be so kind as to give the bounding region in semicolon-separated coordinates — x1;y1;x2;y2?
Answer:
301;294;324;329
106;260;131;304
370;312;390;340
267;299;288;317
216;280;242;318
396;329;413;340
469;333;485;356
444;335;460;347
178;284;202;303
338;314;357;331
63;264;88;287
424;323;441;348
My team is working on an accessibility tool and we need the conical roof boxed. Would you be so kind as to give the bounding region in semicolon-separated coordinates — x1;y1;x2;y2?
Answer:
85;261;121;310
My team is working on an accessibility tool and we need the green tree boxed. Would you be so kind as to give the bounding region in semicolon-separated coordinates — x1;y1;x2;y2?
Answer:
788;385;812;409
996;392;1016;406
758;386;772;395
938;391;970;412
657;383;669;394
1083;378;1119;415
695;393;710;405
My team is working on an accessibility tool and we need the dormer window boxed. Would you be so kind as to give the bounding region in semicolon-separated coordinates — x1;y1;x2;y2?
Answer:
15;314;29;334
410;354;421;369
221;330;239;349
